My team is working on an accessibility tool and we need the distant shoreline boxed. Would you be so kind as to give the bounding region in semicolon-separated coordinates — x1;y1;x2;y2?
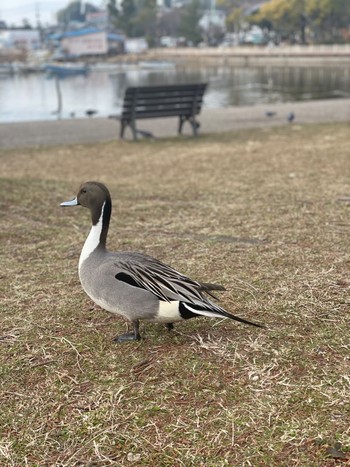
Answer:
131;45;350;67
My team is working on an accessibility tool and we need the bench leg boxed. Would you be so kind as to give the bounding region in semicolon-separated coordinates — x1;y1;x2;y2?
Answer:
120;119;138;141
189;117;199;137
178;116;185;135
179;116;200;136
120;120;126;139
131;121;138;141
131;125;137;141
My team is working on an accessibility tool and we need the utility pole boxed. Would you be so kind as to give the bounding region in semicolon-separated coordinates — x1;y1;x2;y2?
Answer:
35;3;41;27
209;0;216;45
80;1;86;17
36;3;43;48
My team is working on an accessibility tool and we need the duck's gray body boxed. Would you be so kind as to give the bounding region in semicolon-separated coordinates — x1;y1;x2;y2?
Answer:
79;250;162;322
61;181;263;342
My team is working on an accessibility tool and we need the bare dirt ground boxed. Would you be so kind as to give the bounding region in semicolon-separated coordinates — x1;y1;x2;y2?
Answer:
0;98;349;148
1;123;350;465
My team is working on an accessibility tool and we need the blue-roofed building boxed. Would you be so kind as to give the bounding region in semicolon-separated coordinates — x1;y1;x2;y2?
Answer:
60;28;108;56
50;28;125;58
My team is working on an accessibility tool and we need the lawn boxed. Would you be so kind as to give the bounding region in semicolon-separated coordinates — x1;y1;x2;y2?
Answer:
1;123;349;465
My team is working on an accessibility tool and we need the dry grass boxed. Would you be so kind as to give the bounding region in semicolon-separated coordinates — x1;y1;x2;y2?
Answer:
1;123;350;466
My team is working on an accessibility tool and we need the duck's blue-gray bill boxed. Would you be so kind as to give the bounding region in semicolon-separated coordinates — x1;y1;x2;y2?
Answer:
60;197;79;207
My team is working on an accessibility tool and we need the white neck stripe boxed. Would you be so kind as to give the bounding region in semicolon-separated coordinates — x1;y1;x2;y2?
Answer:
79;201;105;271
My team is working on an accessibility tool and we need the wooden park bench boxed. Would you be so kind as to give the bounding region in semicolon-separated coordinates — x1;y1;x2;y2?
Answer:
116;83;207;140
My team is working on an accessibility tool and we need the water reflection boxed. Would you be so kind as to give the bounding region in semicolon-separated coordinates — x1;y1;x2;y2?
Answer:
0;65;349;122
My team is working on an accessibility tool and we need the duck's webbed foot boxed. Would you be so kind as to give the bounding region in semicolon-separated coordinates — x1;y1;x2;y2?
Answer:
114;320;141;343
165;323;174;331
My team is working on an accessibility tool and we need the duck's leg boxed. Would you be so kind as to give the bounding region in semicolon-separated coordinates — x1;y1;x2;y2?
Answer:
114;320;141;343
165;323;174;331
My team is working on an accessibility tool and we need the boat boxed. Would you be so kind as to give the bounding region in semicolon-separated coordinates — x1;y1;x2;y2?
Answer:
12;62;45;74
138;60;175;70
89;63;123;73
0;64;14;77
44;63;89;77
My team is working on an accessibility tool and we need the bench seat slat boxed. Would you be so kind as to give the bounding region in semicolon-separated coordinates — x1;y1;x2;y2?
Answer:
122;108;203;117
122;108;203;119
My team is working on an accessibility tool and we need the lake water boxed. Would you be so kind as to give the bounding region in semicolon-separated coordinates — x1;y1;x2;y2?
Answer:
1;64;349;123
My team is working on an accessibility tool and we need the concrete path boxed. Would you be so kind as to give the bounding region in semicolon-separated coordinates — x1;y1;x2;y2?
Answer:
0;98;349;149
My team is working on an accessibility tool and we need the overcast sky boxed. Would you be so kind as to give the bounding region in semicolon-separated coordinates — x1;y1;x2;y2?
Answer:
1;1;101;27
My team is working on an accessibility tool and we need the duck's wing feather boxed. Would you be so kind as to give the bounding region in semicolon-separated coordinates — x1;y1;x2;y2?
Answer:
115;253;220;304
114;253;265;329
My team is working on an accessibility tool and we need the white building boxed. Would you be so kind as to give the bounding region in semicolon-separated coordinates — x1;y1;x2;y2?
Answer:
50;28;125;58
85;11;108;29
199;10;226;33
124;38;148;54
0;29;40;50
60;28;108;56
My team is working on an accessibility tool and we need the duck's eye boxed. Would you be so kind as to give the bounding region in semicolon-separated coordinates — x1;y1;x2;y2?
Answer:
81;188;87;194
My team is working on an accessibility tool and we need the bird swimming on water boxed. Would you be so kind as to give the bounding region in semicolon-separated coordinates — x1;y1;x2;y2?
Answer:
61;181;264;342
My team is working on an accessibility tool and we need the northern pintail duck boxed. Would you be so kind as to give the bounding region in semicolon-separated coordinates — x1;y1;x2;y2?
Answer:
61;181;264;342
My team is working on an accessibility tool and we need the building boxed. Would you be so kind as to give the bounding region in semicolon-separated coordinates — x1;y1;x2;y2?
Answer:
124;37;148;54
85;11;108;29
60;28;108;56
49;28;125;58
199;10;226;33
0;29;41;50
